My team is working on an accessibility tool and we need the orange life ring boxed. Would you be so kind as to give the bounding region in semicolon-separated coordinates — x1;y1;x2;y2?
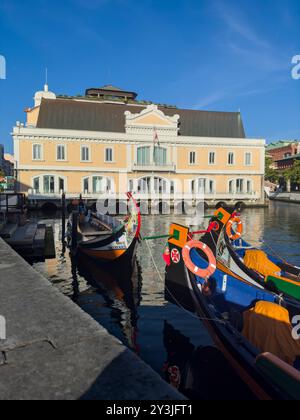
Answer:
182;240;217;279
226;217;243;241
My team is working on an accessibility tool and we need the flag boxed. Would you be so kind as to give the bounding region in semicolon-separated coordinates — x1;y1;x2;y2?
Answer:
153;127;160;147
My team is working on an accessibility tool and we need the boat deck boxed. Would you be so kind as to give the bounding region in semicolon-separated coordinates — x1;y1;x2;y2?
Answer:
78;222;112;237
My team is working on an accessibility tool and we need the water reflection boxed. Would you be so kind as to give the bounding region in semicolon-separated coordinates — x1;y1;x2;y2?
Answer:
71;252;142;353
31;202;300;399
163;321;255;400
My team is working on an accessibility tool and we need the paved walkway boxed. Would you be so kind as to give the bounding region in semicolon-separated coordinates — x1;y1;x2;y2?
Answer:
0;238;185;400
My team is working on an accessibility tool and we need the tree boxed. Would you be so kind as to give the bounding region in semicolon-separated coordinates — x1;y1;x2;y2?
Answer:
283;160;300;184
265;156;279;183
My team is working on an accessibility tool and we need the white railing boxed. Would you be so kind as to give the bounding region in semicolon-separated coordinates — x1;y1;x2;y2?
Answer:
27;190;260;201
132;162;176;172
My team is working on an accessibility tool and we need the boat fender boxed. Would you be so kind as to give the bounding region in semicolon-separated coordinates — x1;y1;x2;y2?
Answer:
226;217;243;241
182;241;217;279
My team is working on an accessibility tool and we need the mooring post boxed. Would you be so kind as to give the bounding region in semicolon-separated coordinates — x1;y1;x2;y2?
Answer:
61;192;66;245
71;211;78;251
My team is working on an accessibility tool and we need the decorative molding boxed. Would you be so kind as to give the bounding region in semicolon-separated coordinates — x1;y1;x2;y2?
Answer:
125;104;180;137
18;165;130;173
12;127;266;148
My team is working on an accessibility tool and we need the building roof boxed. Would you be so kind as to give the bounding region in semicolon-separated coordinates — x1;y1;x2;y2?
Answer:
85;85;138;100
266;141;297;151
36;99;246;138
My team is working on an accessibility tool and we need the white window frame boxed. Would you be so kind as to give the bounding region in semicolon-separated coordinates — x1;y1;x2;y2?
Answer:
105;147;114;163
227;152;235;166
57;144;67;162
32;144;43;161
228;178;253;195
81;175;115;194
245;152;252;166
191;178;216;195
31;174;67;194
208;151;216;165
189;151;197;166
81;145;91;163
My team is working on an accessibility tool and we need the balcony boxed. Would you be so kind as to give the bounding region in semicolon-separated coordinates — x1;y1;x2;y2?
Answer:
132;162;176;172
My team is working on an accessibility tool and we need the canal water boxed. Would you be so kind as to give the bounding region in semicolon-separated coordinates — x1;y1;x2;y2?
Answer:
31;201;300;400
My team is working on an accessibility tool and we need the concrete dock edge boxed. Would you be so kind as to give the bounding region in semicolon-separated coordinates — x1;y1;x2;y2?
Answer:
0;238;185;400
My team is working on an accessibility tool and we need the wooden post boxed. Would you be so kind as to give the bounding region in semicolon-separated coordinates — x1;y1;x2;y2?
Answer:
61;192;66;245
5;194;9;219
71;211;78;251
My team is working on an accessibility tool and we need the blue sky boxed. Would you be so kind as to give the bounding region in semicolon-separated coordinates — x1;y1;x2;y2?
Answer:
0;0;299;153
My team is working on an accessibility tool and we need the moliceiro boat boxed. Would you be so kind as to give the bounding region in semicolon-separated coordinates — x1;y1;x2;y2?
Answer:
164;212;300;400
216;209;300;301
67;193;141;262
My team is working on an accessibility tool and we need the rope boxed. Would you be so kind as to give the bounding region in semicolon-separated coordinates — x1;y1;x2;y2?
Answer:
143;234;174;241
144;239;226;324
260;240;288;264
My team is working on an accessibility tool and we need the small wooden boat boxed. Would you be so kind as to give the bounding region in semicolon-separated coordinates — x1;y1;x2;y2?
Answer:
67;193;141;263
165;215;300;400
214;207;300;301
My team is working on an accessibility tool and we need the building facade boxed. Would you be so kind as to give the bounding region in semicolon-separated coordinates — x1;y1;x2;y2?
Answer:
13;85;266;208
267;141;300;170
3;154;14;177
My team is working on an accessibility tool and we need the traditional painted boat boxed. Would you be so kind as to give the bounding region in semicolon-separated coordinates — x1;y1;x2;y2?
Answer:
214;207;300;301
165;216;300;400
67;193;141;262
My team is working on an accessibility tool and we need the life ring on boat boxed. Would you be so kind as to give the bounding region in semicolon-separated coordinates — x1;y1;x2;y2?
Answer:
182;241;217;279
226;217;243;241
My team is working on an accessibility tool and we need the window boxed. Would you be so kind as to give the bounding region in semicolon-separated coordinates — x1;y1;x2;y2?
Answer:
92;176;103;194
228;152;235;165
105;148;113;162
209;152;216;165
83;178;89;194
247;180;252;194
43;176;55;194
138;177;151;193
229;178;249;194
236;179;244;194
154;147;167;166
191;178;215;195
57;145;66;161
33;177;40;193
170;181;175;194
128;180;134;192
189;151;196;165
33;144;42;160
106;178;112;192
81;146;90;162
245;152;252;166
59;178;65;192
137;147;151;166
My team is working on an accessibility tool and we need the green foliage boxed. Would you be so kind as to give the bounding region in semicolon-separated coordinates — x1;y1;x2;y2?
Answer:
283;160;300;183
265;156;279;183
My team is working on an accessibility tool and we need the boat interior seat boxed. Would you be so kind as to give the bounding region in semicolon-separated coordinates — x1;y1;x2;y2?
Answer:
243;249;282;278
242;301;300;367
190;248;276;314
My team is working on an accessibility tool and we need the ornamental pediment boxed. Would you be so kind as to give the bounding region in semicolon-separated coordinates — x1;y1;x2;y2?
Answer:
125;104;179;135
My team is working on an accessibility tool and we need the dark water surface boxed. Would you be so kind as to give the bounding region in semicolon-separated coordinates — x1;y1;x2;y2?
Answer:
31;202;300;399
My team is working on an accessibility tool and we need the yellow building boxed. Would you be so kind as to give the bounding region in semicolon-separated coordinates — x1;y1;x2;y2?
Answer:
13;84;265;208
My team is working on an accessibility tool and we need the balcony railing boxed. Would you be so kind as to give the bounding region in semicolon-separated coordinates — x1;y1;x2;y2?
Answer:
132;162;176;172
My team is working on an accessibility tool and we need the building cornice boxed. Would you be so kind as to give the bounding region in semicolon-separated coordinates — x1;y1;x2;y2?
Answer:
12;126;265;148
17;164;264;175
